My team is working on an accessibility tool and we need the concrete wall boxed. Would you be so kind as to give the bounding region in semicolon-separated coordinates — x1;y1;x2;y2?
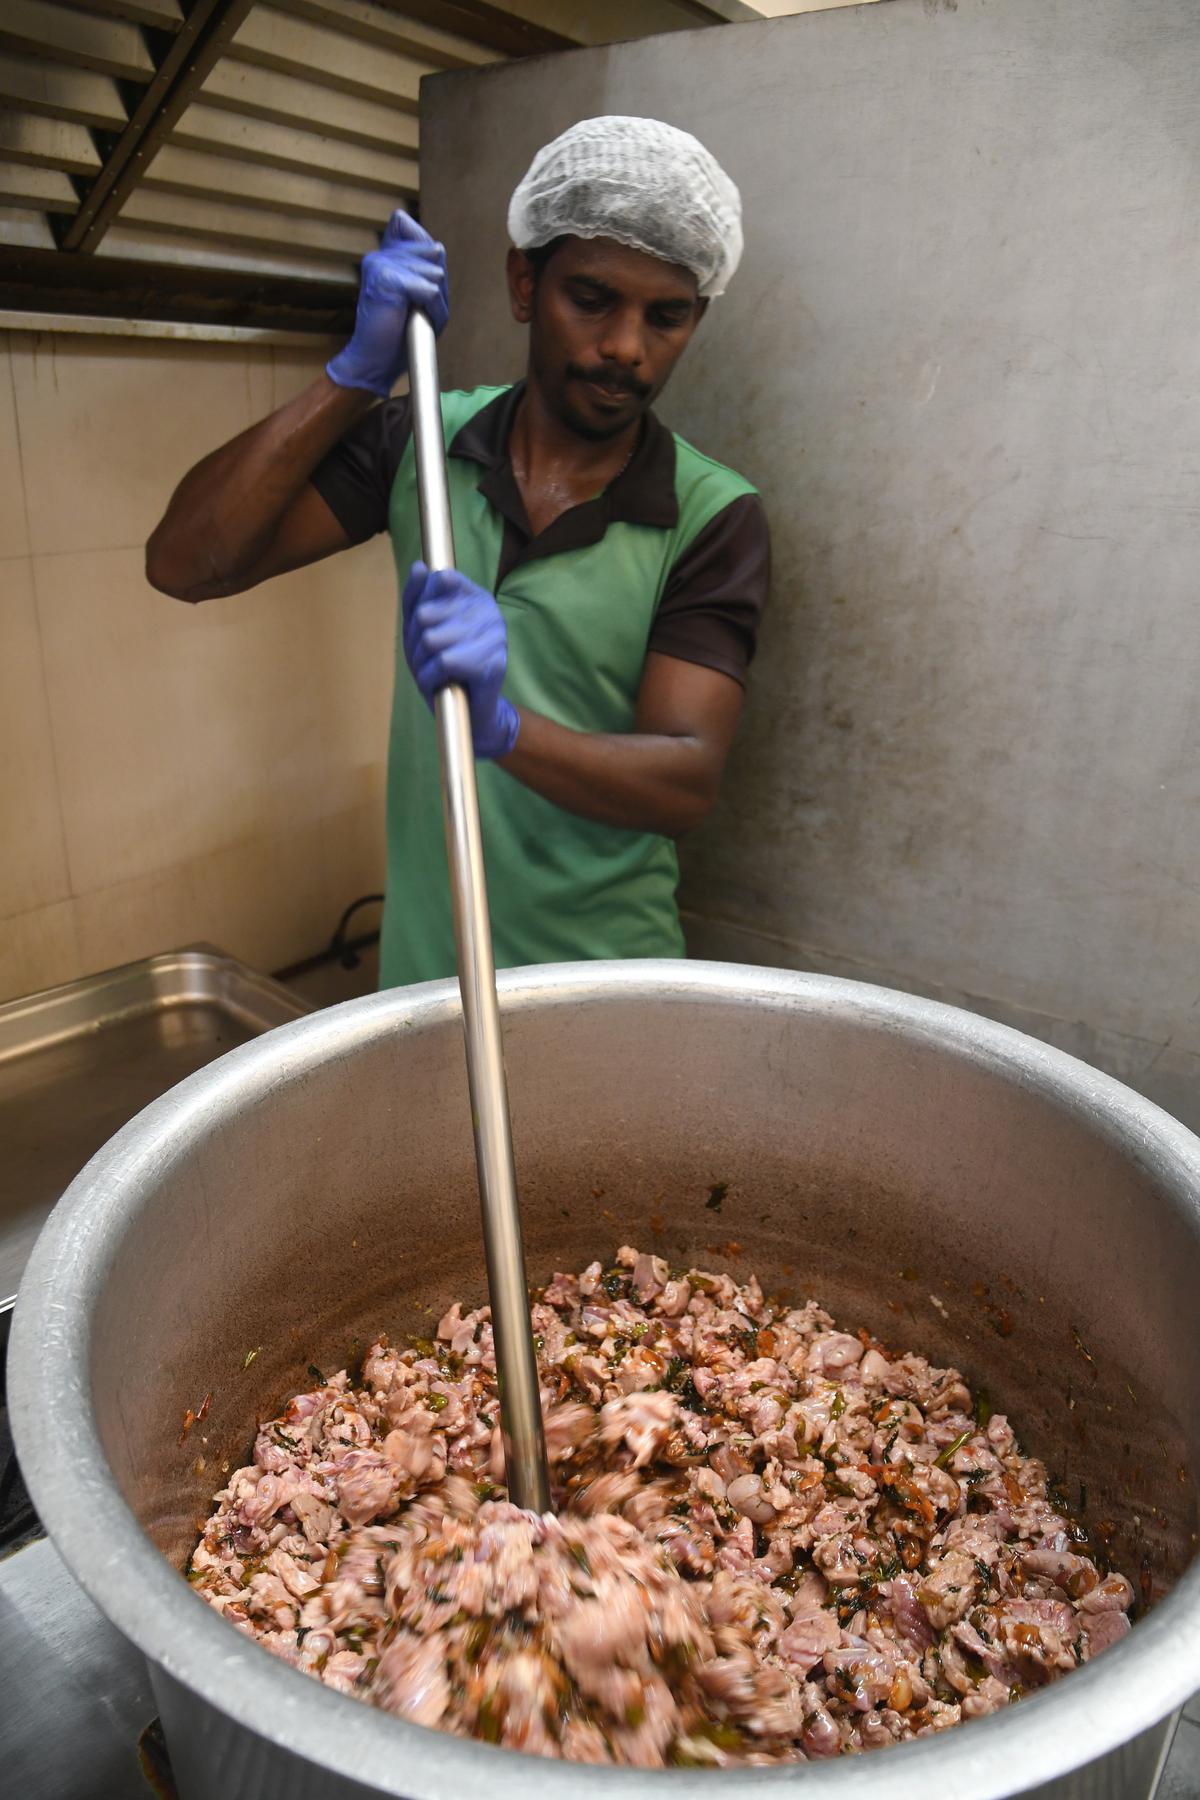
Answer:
0;332;393;1003
421;0;1200;1129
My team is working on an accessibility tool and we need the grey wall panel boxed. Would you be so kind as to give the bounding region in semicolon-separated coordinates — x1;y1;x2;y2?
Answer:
420;0;1200;1129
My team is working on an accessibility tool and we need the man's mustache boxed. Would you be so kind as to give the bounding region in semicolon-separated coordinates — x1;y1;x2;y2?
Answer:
568;363;652;401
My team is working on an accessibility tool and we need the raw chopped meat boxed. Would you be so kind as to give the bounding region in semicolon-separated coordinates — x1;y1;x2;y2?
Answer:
189;1250;1131;1765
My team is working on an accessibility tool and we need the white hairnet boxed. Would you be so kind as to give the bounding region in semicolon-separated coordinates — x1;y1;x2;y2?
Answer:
507;116;743;299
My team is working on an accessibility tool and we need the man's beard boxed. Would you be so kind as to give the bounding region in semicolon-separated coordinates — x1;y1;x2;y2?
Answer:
560;376;652;442
532;344;653;440
564;361;653;405
559;402;644;443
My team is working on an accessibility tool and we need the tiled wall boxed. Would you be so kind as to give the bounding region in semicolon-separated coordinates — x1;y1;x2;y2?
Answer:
0;331;397;1004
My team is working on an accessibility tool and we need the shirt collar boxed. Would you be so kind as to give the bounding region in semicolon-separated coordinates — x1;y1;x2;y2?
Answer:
447;379;679;536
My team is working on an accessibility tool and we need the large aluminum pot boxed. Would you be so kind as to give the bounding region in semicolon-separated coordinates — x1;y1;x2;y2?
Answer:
9;963;1200;1799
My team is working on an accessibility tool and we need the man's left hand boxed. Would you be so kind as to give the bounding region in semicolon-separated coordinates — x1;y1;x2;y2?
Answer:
402;562;520;760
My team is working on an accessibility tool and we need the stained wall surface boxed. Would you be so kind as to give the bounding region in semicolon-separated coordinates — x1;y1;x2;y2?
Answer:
421;0;1200;1128
0;333;393;1003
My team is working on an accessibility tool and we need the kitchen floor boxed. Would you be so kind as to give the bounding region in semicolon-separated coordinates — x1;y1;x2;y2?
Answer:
1161;1708;1200;1799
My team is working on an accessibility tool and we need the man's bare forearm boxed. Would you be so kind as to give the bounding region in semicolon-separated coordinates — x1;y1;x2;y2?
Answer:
499;706;721;837
145;374;372;601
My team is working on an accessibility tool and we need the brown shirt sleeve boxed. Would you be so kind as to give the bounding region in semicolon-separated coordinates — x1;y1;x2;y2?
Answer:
308;396;412;545
647;493;771;686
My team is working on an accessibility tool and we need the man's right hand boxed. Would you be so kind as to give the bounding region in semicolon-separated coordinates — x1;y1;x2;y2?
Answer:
402;562;520;761
326;211;449;400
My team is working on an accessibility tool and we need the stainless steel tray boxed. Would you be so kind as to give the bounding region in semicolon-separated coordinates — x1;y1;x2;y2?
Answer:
0;946;311;1314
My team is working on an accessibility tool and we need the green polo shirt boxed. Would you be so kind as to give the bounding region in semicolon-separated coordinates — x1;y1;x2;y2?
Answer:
311;381;770;988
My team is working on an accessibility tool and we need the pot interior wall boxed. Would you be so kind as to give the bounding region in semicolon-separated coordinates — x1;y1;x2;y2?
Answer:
86;982;1198;1603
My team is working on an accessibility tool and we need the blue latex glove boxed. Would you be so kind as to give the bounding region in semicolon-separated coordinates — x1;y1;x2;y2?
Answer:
402;562;520;760
327;211;449;399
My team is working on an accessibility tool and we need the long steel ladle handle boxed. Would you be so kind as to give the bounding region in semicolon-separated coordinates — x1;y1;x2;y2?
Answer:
404;310;551;1514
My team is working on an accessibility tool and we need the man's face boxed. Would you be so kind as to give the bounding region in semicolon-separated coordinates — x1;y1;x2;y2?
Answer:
508;236;707;441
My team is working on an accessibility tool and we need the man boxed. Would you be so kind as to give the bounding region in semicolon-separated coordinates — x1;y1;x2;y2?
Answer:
147;116;769;987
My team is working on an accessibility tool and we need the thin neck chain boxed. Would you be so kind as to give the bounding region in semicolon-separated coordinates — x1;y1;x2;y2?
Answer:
607;439;636;488
510;421;638;494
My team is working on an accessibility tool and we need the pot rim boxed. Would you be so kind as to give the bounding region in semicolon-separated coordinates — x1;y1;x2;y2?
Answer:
9;961;1200;1798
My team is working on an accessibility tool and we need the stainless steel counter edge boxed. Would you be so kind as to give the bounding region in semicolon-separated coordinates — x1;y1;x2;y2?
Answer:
0;946;312;1065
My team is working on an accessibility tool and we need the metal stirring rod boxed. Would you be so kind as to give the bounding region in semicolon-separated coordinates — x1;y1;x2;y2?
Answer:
404;309;552;1514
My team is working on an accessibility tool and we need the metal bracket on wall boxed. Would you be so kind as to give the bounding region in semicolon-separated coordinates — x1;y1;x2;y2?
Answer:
58;0;258;255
